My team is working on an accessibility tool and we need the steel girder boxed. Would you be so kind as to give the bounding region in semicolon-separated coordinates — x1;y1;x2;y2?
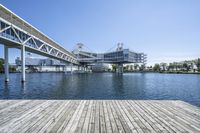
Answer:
0;5;78;65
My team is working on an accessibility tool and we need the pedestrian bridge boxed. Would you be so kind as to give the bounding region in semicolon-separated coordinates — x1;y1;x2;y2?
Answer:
0;4;78;81
0;5;77;64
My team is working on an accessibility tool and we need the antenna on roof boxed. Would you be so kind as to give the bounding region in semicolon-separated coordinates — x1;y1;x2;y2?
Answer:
116;43;124;51
77;43;84;51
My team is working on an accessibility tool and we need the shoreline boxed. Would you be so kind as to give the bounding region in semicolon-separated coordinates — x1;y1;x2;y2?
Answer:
1;71;200;74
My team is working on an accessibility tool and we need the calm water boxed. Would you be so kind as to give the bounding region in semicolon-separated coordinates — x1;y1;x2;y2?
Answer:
0;73;200;107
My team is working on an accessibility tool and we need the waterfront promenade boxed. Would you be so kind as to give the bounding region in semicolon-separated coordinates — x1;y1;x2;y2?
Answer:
0;100;199;133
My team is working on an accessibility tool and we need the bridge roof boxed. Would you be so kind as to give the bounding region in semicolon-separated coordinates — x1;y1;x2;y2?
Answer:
0;4;75;58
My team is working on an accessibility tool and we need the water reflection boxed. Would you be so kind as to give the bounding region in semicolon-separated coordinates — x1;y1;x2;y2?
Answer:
111;74;125;98
20;82;27;99
3;82;9;99
0;73;200;107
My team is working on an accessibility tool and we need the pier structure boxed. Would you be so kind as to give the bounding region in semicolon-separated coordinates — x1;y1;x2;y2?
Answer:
0;100;199;132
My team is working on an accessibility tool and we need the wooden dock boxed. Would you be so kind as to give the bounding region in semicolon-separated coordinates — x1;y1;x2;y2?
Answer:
0;100;199;133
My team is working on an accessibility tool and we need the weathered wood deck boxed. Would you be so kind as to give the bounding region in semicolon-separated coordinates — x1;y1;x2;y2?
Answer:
0;100;199;133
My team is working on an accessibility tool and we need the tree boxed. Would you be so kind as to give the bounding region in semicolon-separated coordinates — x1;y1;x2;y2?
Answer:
130;65;133;71
112;64;117;72
183;62;189;72
123;65;129;71
195;58;200;72
139;64;145;71
134;64;139;70
0;58;4;73
9;66;16;72
174;62;178;71
168;63;174;71
153;64;161;72
160;63;167;71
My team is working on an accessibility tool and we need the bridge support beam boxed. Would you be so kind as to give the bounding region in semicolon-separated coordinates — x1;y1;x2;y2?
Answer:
84;66;87;72
4;46;9;82
70;63;73;74
116;63;123;73
21;45;25;82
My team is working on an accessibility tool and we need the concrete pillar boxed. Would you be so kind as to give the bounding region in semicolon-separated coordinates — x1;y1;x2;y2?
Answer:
120;64;123;73
83;66;85;71
4;46;9;82
117;63;123;73
70;63;73;74
86;66;89;72
63;65;66;72
21;45;25;82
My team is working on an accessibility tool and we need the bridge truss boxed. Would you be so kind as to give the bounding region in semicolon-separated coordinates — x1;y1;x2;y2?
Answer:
0;4;78;82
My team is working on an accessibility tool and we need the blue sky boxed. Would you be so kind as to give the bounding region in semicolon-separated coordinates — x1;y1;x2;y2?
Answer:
0;0;200;65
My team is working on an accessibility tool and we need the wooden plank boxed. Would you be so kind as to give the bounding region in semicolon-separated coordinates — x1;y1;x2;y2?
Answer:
19;101;62;133
106;100;119;133
0;100;199;133
0;100;22;111
54;101;80;133
68;100;87;132
112;100;132;133
0;100;30;115
0;100;40;127
27;101;70;133
156;101;200;128
44;100;74;132
146;101;194;132
81;100;93;133
74;100;90;132
0;100;47;132
99;100;106;133
109;100;125;133
150;101;200;132
144;100;187;132
136;101;177;133
63;100;86;132
164;101;200;120
102;100;112;133
132;101;163;133
87;100;96;133
117;100;143;133
174;101;200;114
94;100;100;133
155;100;200;131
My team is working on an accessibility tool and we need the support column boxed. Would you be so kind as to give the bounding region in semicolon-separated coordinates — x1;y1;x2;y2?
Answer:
63;65;65;72
120;64;123;73
83;66;85;71
21;45;25;82
117;63;123;73
4;46;9;82
70;63;73;74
